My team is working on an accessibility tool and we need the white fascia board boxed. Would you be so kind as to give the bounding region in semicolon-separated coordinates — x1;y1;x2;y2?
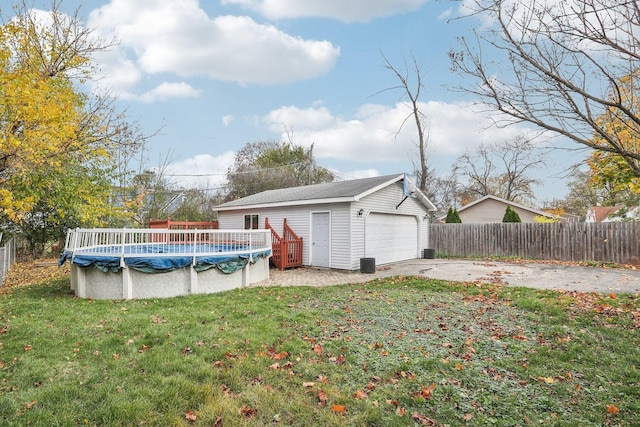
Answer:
214;196;355;211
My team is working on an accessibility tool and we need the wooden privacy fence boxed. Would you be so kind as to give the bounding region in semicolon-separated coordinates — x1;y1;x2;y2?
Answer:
430;222;640;264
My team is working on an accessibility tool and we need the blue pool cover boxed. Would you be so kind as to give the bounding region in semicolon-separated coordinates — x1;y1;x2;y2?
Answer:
58;243;271;274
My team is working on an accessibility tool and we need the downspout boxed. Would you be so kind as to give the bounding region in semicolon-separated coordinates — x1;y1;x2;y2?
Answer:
360;209;370;258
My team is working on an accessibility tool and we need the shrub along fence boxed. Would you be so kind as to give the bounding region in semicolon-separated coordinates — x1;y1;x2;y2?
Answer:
429;222;640;264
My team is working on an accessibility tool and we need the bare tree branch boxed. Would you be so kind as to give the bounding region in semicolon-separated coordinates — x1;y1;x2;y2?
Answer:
450;0;640;177
378;50;430;191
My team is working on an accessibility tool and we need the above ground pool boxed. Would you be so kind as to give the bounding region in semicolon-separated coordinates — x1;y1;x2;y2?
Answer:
60;228;272;299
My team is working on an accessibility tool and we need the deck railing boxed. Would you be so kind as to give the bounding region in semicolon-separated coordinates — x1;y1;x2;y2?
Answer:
265;218;303;270
64;228;271;258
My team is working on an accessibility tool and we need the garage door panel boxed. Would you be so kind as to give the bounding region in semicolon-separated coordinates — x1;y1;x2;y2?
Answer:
366;214;418;264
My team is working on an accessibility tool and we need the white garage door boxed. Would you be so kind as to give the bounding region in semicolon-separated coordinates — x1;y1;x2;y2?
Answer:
366;213;418;264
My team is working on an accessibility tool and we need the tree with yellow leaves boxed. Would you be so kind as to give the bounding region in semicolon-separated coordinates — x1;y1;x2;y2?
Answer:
587;71;640;205
0;1;148;251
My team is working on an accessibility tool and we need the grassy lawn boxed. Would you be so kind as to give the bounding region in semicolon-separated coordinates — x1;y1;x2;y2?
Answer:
1;263;639;426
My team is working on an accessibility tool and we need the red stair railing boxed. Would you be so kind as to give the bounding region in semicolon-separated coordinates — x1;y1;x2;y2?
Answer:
265;218;303;270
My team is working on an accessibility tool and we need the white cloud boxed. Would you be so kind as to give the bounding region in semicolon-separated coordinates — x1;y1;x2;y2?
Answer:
136;82;200;103
165;152;236;190
437;8;453;21
260;101;530;163
222;115;234;126
334;169;382;180
87;0;340;91
221;0;428;22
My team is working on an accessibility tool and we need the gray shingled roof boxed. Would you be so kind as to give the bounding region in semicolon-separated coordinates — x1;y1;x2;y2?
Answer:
215;174;406;209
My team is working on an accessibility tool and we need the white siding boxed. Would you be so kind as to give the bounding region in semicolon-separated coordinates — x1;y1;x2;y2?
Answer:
350;181;431;269
216;181;432;271
217;204;352;269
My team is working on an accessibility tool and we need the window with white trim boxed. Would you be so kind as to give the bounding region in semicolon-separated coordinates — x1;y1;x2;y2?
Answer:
244;214;259;230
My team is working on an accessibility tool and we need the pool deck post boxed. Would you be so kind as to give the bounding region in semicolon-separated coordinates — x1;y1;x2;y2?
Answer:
75;265;86;298
190;266;198;294
121;258;133;299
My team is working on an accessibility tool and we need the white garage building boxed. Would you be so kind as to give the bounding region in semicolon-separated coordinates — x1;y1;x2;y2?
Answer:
214;174;437;271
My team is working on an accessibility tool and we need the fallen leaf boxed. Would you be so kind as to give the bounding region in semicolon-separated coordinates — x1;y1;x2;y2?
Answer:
313;343;323;357
354;389;368;400
396;406;407;416
303;381;315;387
240;405;258;418
607;404;620;414
412;412;437;425
331;405;346;413
316;375;329;383
317;388;327;408
184;410;197;423
212;416;223;427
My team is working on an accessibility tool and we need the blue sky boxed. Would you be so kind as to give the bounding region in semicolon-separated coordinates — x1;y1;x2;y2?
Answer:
30;0;585;203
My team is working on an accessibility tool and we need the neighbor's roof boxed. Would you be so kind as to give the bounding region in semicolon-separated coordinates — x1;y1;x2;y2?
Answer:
586;206;622;223
447;195;561;219
215;174;437;211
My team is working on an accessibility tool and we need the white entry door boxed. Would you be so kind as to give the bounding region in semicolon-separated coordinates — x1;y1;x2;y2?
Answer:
311;212;330;267
366;213;418;264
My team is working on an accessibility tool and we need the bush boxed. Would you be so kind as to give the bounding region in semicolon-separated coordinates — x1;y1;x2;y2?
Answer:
503;205;522;222
445;207;462;223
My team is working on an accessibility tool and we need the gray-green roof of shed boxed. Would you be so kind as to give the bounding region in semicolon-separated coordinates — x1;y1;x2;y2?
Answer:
215;174;437;211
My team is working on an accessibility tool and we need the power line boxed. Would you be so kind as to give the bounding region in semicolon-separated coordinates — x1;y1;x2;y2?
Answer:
162;161;310;178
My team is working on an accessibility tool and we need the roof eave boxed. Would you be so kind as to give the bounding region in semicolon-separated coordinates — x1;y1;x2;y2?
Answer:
215;196;357;211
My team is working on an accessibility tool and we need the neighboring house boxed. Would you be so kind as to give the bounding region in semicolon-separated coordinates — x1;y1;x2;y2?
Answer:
214;174;437;270
444;195;562;223
586;205;639;222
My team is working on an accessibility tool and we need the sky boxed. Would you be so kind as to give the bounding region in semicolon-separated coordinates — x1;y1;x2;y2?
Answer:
27;0;588;204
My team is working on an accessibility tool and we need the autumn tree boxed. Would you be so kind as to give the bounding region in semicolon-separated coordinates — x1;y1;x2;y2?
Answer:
450;0;640;177
225;140;334;201
453;136;546;203
0;1;148;247
587;71;640;200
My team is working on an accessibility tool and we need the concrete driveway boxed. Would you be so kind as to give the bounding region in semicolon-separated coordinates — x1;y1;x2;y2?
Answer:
255;258;640;294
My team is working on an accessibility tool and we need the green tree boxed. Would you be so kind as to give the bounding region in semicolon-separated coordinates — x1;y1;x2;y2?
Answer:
225;140;334;200
167;189;220;223
502;206;521;223
445;207;462;223
0;1;147;246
